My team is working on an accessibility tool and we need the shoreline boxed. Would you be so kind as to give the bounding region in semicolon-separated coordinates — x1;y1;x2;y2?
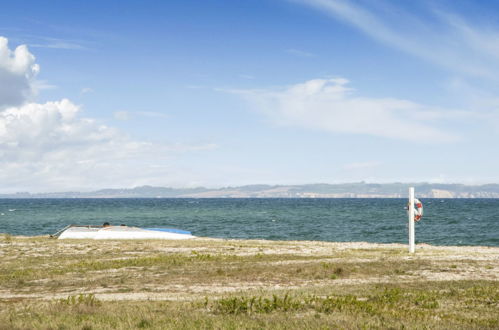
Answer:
6;234;499;249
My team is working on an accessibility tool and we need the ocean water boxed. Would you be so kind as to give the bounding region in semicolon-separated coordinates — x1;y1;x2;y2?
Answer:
0;198;497;246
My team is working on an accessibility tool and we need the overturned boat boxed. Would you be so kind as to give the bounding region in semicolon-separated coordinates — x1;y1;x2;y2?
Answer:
53;225;195;240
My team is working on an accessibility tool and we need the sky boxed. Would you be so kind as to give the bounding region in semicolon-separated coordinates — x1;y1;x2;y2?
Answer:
1;0;499;192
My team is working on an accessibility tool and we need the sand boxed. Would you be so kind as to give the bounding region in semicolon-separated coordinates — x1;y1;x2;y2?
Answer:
0;236;498;301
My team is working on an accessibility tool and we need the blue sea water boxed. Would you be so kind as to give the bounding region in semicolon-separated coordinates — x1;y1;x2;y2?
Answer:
0;198;497;246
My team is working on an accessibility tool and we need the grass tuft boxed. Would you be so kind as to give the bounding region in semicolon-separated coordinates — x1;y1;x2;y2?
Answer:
213;293;303;314
59;294;101;307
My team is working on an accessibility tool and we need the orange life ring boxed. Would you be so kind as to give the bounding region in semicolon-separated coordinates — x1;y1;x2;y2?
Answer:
407;198;423;222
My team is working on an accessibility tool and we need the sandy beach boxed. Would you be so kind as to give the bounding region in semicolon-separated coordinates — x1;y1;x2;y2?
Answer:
1;237;498;301
1;235;498;328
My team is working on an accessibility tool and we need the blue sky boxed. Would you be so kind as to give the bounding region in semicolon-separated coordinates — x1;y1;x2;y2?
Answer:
1;0;499;192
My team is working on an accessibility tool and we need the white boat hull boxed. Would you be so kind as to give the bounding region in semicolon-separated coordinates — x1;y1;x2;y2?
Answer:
57;226;195;240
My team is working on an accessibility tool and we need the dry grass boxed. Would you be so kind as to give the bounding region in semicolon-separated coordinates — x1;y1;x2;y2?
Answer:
0;235;498;328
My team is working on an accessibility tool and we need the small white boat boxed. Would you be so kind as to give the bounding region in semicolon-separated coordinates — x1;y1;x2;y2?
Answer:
54;225;195;240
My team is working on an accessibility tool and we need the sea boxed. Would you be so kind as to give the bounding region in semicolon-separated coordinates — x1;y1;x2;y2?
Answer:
0;198;498;246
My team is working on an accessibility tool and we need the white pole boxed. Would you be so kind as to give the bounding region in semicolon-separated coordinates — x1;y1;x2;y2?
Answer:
408;187;415;253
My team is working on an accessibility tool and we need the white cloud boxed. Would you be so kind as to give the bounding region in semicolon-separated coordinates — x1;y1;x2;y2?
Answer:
80;87;93;95
0;36;39;108
0;99;216;192
232;78;458;142
0;36;216;192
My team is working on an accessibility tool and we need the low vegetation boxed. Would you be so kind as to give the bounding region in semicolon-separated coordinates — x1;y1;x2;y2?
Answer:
0;235;497;329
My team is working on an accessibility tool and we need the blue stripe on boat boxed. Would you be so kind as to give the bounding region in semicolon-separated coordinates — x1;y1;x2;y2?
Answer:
143;228;192;235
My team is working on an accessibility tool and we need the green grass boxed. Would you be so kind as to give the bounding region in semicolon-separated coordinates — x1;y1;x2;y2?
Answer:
1;282;497;329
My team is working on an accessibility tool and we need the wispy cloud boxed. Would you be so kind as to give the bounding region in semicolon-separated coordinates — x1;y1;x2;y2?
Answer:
239;74;255;80
138;111;169;119
80;87;93;95
29;37;88;50
34;80;57;91
228;78;462;142
293;0;499;80
286;48;315;57
113;110;169;121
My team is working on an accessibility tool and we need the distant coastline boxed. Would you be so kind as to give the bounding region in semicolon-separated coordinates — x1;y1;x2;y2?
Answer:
2;183;499;198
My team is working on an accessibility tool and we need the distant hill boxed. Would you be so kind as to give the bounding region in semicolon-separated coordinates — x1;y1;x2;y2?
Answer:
2;183;499;198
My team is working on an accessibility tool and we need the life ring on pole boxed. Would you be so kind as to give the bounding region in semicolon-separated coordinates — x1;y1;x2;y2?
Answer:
407;198;423;222
413;198;423;222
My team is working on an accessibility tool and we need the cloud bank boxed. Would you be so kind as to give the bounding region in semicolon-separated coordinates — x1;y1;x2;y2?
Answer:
0;37;214;192
0;99;215;191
